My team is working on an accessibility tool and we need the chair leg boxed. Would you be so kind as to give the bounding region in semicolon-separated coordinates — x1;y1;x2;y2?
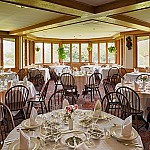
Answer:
97;88;102;100
26;102;31;118
135;115;139;131
43;101;48;113
90;90;93;102
40;102;44;114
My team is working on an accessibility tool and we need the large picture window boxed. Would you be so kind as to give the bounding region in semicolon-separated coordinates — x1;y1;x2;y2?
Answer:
81;43;88;62
108;42;115;63
3;38;15;68
35;43;43;64
92;43;98;63
53;43;59;63
137;36;149;67
72;43;79;62
100;43;106;63
44;43;51;63
63;44;70;62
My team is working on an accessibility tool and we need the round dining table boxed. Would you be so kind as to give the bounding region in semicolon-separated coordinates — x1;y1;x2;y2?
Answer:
116;82;150;122
2;109;143;150
0;81;36;103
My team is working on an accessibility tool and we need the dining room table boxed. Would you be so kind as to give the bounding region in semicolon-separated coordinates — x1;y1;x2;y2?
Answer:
2;109;144;150
38;67;50;82
74;72;92;95
124;72;150;81
51;65;71;75
0;71;16;81
0;80;37;103
80;65;101;74
115;82;150;122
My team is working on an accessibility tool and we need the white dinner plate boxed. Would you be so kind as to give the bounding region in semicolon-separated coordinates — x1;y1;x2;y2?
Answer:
110;126;138;141
65;136;83;148
8;137;40;150
21;118;43;129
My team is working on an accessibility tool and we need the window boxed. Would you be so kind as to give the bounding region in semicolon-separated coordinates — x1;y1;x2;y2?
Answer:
81;43;88;62
92;43;98;63
137;36;149;67
3;38;15;68
108;42;115;63
35;43;43;64
72;43;79;62
100;43;106;63
44;43;51;63
63;44;70;62
53;43;59;63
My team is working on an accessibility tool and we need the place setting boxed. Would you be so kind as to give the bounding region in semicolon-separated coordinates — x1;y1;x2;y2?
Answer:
110;115;142;148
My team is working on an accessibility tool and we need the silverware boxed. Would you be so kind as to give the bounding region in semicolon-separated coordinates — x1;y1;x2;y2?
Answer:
117;140;143;148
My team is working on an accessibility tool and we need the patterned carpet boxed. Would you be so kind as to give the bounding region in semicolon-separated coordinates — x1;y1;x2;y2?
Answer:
45;80;150;150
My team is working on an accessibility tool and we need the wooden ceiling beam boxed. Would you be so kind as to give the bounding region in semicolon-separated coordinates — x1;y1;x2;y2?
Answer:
10;15;77;35
95;0;150;13
2;0;93;16
42;0;94;13
109;14;150;31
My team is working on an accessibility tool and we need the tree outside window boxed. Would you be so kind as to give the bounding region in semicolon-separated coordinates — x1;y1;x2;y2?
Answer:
3;38;15;68
100;43;106;63
63;44;70;62
92;43;98;63
81;43;88;62
72;44;79;62
137;36;149;67
44;43;51;63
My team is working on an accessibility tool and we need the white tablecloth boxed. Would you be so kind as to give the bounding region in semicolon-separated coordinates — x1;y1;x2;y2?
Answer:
38;68;50;82
0;71;16;80
80;65;101;73
99;67;118;80
51;65;70;75
0;81;36;104
74;74;91;94
2;110;143;150
124;72;150;81
116;82;150;121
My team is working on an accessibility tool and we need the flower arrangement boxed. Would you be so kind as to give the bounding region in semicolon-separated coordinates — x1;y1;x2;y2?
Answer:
65;104;78;119
140;75;148;81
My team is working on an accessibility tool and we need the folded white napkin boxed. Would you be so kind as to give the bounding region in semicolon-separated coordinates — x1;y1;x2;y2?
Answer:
74;142;89;150
93;100;101;117
62;99;69;109
30;107;38;126
134;81;139;91
20;129;30;150
121;115;132;137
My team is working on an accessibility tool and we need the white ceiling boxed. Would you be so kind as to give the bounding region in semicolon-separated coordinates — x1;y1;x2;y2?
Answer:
0;2;63;31
33;20;132;39
0;1;149;39
124;8;150;23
